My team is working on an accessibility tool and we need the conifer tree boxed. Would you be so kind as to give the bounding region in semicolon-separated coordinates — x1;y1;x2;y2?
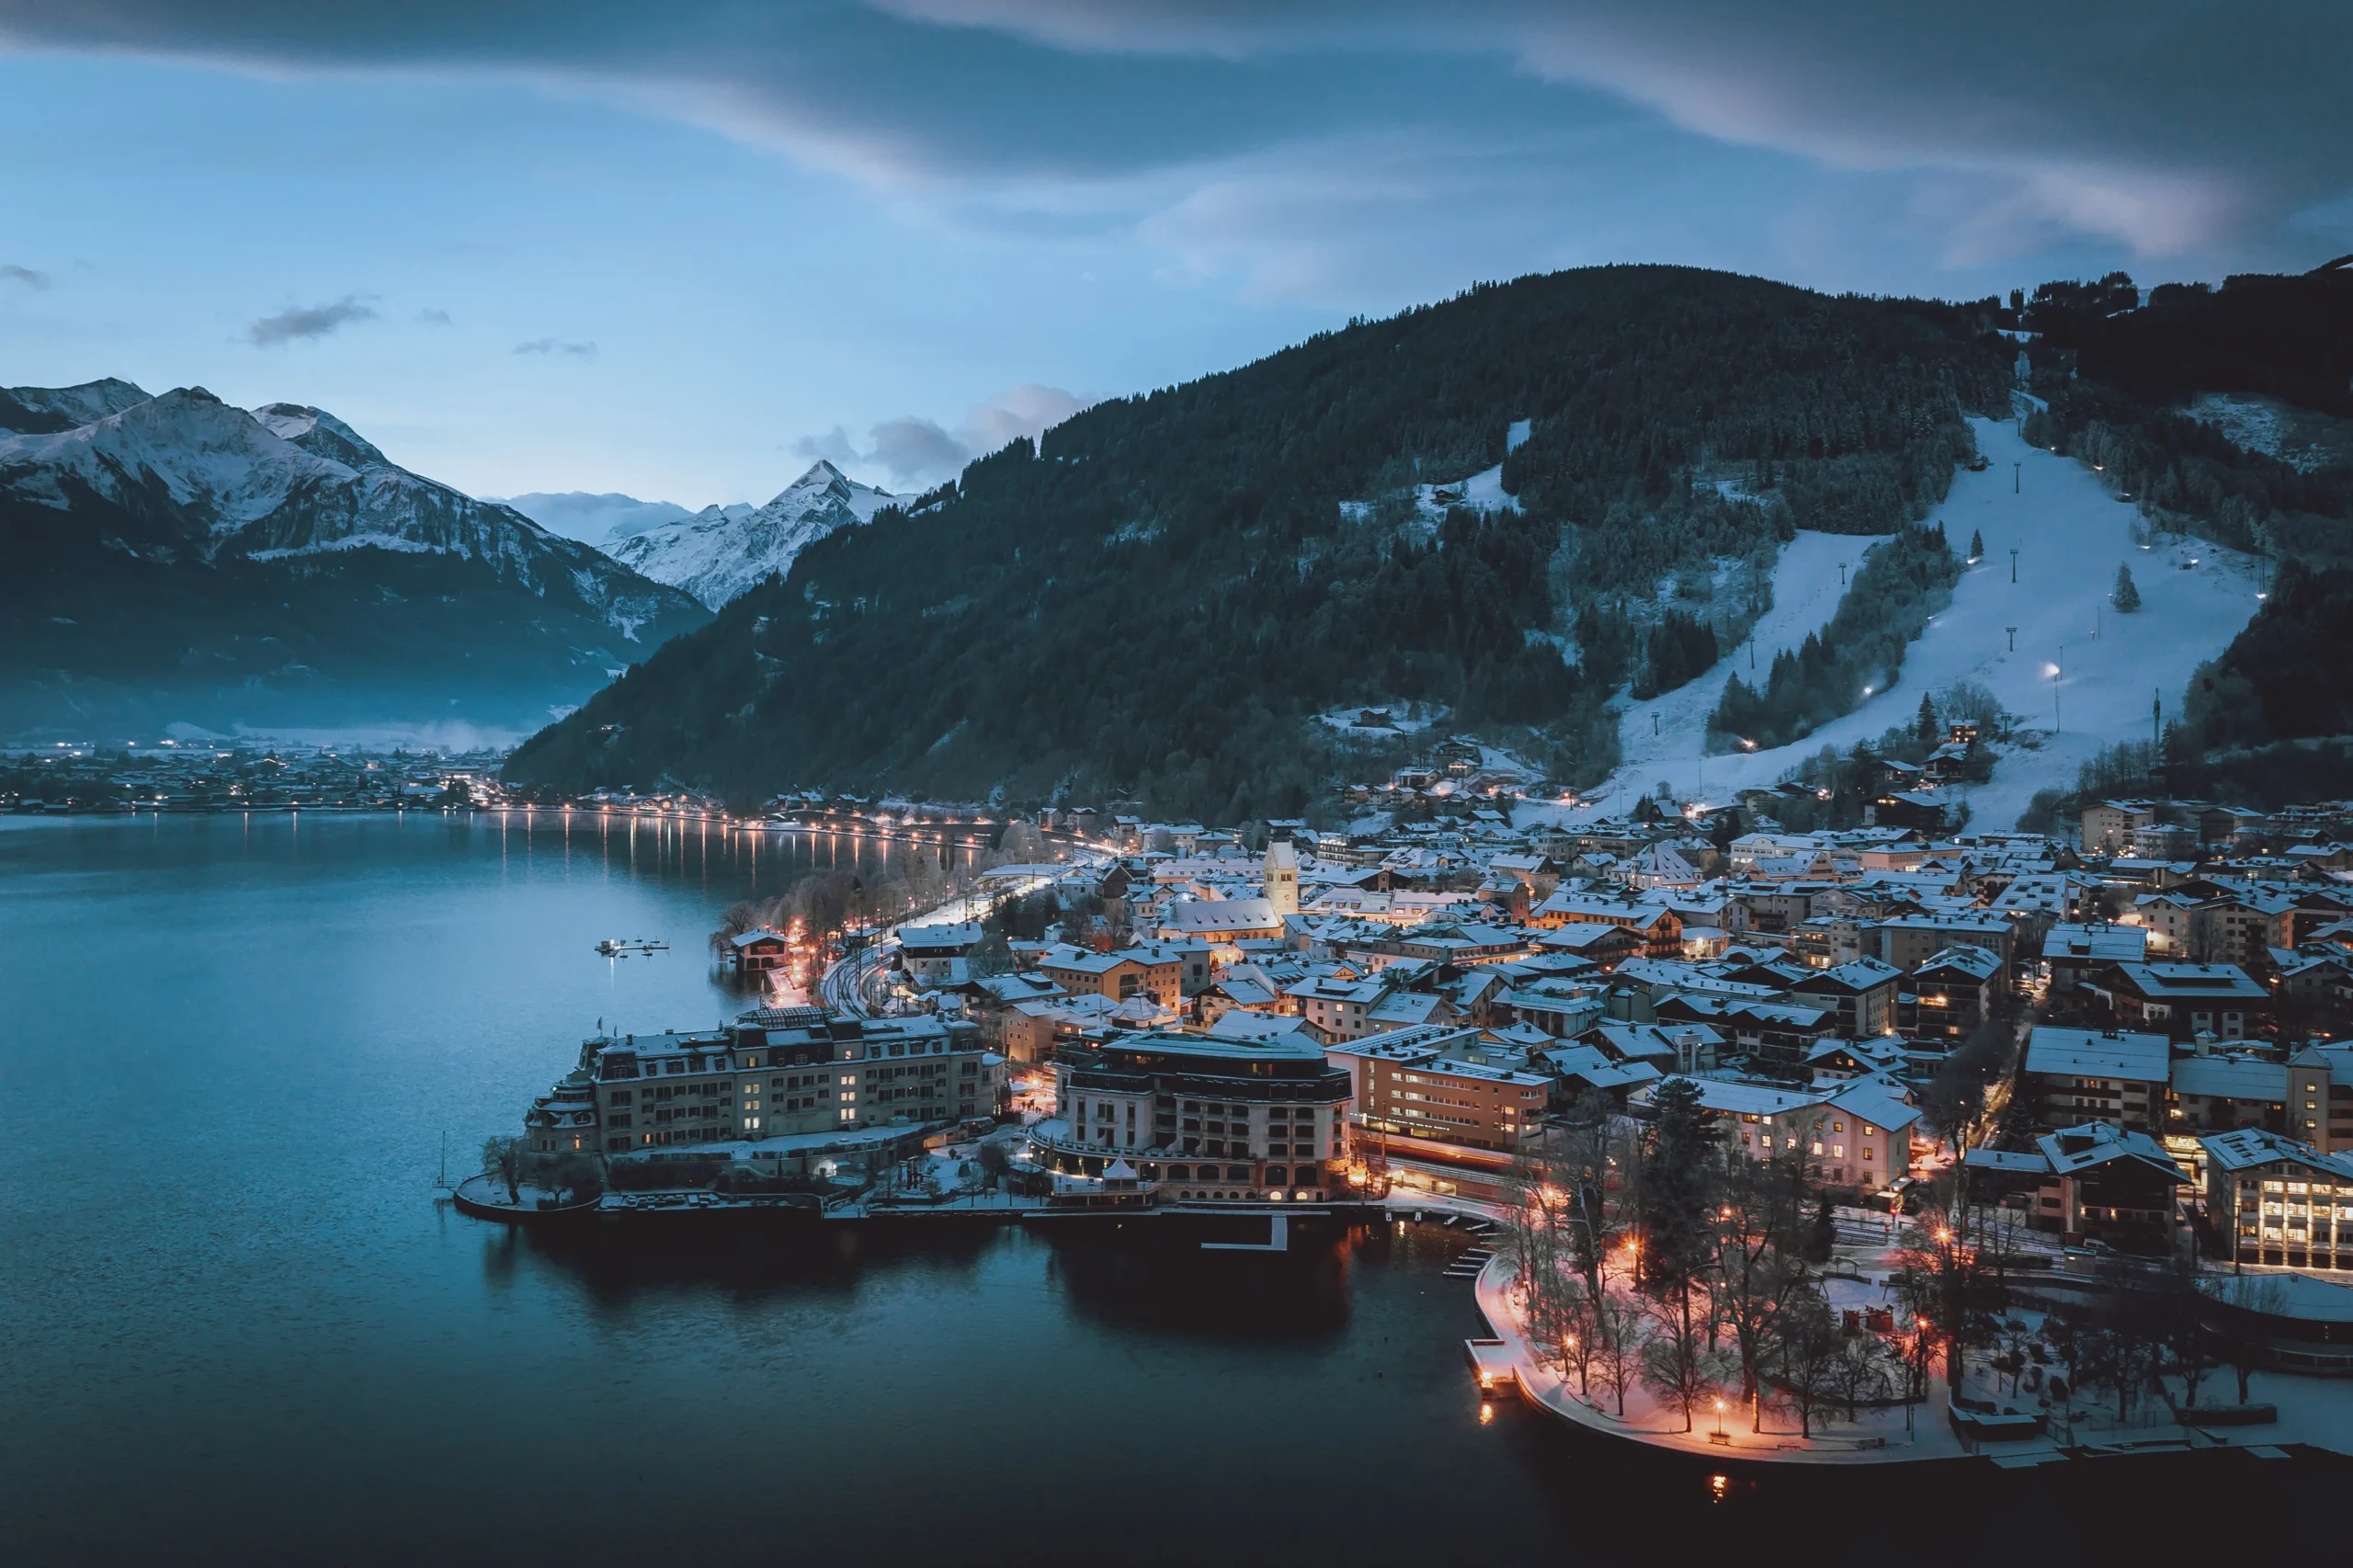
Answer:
1968;528;1984;560
2112;562;2142;612
1915;693;1939;745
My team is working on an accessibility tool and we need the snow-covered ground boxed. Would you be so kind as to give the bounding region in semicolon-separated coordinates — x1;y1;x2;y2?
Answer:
1565;417;2264;828
1608;529;1874;801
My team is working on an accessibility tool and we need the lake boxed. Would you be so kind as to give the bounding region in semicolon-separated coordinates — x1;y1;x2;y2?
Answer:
0;812;2342;1564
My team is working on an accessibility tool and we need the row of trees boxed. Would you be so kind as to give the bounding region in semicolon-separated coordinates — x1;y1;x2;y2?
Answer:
1504;1091;2296;1442
1709;521;1962;751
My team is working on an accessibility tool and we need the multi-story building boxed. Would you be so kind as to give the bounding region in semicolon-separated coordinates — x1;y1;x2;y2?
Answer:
1788;958;1903;1039
1643;1074;1917;1190
581;1007;1005;1157
2198;1128;2353;1270
1040;946;1183;1007
2081;800;2162;854
2023;1027;2171;1133
1969;1122;2193;1255
1324;1024;1552;1154
2041;922;2148;994
2084;961;2268;1041
1030;1029;1353;1201
1875;912;2014;974
1284;974;1395;1042
1903;944;2005;1040
896;923;985;985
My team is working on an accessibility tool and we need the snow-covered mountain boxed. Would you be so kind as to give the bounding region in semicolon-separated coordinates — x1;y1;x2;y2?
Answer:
496;491;693;545
0;381;709;737
608;460;897;609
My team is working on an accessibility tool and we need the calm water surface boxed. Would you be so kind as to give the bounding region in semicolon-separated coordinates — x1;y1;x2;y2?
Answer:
0;813;2343;1565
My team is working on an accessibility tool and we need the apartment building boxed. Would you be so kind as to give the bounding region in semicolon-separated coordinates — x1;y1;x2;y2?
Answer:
2022;1027;2170;1134
1325;1024;1551;1154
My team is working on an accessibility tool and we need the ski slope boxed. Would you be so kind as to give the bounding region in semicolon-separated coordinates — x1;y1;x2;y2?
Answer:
1566;416;2265;829
1608;528;1874;795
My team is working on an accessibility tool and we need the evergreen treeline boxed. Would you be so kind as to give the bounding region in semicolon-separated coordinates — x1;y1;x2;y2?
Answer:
504;267;2010;817
1708;523;1960;750
1631;609;1721;699
2185;562;2353;747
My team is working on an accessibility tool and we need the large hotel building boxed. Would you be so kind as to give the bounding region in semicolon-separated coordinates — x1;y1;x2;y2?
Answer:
1030;1029;1355;1202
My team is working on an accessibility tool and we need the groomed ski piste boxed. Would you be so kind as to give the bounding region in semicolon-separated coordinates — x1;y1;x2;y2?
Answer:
1557;415;2268;833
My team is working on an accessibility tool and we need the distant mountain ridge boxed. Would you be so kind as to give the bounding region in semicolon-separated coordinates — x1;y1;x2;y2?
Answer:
0;381;709;737
496;491;695;545
608;460;898;609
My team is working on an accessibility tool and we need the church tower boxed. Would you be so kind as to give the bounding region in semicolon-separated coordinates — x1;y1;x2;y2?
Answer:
1263;837;1299;918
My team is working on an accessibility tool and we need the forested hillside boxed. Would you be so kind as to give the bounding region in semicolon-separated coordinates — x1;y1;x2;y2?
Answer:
505;266;2012;817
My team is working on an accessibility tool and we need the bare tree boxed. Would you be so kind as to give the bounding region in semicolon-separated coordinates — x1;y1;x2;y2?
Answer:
2211;1274;2290;1404
1713;1149;1813;1428
1638;1283;1722;1432
481;1134;524;1203
1828;1329;1894;1424
1586;1286;1645;1418
1768;1289;1846;1438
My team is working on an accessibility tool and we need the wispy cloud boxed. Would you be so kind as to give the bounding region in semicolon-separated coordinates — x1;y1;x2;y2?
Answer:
415;307;453;325
5;2;2346;284
794;383;1094;488
1;264;50;290
248;295;375;347
514;337;597;357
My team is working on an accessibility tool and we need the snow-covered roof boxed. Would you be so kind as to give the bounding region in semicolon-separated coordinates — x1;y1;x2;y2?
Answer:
2023;1026;2171;1084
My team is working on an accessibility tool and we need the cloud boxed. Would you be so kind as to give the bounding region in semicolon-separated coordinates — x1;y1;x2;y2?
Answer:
794;384;1096;489
864;415;969;486
3;2;2346;275
790;425;864;470
959;382;1093;454
415;307;452;325
1;264;50;290
246;295;375;347
514;337;597;357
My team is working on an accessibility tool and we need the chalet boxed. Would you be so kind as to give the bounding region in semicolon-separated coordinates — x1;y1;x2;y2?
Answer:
896;922;985;986
1040;947;1182;1008
1971;1122;2191;1255
1530;893;1682;955
728;927;792;974
1527;921;1641;970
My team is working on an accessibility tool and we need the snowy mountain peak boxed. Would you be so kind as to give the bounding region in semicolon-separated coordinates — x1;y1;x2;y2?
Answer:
251;402;391;471
0;377;152;433
609;461;898;608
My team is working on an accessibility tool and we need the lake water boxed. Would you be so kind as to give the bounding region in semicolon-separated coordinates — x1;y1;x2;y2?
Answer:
0;812;2344;1565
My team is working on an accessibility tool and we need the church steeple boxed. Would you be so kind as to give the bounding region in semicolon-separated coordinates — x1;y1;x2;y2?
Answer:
1264;837;1299;918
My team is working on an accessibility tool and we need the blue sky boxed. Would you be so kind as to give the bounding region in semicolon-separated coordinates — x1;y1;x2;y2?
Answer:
2;2;2346;509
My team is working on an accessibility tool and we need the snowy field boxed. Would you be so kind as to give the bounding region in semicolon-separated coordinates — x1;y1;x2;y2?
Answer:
1560;416;2265;829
